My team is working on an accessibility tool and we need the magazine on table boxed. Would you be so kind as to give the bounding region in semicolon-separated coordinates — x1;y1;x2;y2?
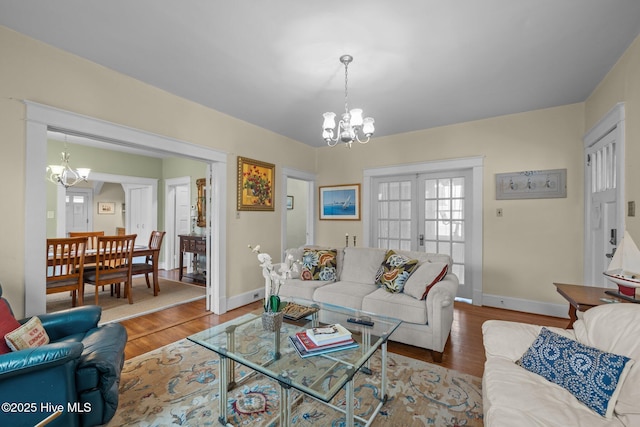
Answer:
289;335;358;358
295;331;354;352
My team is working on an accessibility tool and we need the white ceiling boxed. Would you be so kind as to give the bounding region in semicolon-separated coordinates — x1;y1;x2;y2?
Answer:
2;1;640;147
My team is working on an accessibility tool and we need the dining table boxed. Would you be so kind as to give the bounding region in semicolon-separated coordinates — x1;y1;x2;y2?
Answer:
48;245;160;298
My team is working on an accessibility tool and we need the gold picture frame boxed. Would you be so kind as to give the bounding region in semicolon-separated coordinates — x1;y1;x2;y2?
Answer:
196;178;206;227
237;156;275;211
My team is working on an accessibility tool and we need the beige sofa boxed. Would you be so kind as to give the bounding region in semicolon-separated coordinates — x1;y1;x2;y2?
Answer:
482;303;640;427
278;246;459;361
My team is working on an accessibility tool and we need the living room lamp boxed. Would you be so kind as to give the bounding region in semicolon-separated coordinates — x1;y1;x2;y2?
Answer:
322;54;375;148
46;141;90;188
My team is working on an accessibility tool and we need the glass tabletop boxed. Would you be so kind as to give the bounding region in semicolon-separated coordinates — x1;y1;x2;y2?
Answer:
188;298;402;403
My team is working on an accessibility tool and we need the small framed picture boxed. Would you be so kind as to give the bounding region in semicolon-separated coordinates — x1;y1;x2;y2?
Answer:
319;184;360;220
287;195;294;210
98;202;115;214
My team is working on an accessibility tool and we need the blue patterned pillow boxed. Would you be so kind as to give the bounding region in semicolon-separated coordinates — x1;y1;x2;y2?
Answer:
516;328;634;418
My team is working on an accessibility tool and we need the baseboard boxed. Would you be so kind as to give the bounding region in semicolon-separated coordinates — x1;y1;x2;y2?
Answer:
226;287;265;311
225;288;570;319
482;293;569;319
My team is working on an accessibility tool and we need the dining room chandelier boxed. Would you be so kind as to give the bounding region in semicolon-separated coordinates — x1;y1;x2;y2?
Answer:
46;146;90;188
322;54;375;148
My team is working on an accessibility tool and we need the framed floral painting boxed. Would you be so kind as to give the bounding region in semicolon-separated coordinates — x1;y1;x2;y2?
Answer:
237;156;275;211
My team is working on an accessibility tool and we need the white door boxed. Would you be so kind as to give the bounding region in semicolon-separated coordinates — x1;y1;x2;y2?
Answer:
175;184;191;270
372;170;473;300
65;188;92;234
585;129;620;287
418;170;471;299
128;186;152;245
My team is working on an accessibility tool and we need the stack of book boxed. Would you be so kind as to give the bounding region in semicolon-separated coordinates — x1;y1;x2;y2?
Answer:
289;323;358;358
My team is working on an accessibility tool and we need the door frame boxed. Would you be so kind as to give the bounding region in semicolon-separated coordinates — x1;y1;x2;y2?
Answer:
281;167;316;257
583;102;626;285
25;101;227;316
164;176;192;271
363;156;484;305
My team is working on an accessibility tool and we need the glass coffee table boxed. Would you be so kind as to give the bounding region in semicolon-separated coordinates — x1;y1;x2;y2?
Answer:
188;298;402;427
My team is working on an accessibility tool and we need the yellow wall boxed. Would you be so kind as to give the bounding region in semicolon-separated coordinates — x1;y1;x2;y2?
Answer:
316;104;585;305
3;22;640;317
0;26;315;315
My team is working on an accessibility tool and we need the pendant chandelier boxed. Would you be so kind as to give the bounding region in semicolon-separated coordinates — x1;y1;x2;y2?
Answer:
322;54;375;148
46;142;90;188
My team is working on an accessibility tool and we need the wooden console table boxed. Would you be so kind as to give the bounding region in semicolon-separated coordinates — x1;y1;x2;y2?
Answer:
554;282;627;328
179;234;206;283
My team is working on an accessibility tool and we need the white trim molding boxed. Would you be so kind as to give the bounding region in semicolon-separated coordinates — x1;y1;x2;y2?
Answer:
25;101;228;315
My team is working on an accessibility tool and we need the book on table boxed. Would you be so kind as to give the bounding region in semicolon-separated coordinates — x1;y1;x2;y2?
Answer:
288;335;358;358
306;323;352;346
295;331;354;352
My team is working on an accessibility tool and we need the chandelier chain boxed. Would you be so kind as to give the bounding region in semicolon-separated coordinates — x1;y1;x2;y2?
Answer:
344;59;349;114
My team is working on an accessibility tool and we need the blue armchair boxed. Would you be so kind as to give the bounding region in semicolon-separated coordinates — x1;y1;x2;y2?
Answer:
0;284;127;427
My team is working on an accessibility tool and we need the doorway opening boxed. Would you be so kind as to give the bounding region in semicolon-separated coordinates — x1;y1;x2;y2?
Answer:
26;101;227;317
281;168;316;258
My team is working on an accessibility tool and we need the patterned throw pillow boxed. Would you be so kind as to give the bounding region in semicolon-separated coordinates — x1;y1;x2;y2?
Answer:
5;316;50;352
375;250;419;293
301;249;337;281
516;327;634;418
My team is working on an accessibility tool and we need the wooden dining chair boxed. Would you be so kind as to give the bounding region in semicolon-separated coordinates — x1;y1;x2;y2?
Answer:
46;237;86;306
131;231;166;296
83;234;137;305
68;231;105;251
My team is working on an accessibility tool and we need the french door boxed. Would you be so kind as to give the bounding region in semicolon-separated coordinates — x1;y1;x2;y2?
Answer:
373;170;472;300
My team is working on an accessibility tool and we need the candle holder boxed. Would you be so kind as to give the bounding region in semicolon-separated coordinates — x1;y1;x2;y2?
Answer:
353;236;357;247
345;234;349;247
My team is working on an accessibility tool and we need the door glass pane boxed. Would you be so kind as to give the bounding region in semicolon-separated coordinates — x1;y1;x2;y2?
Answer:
425;220;436;240
378;201;388;219
452;242;465;263
452;221;464;241
425;200;437;219
389;182;399;199
389;201;400;219
400;201;411;219
389;221;399;239
439;179;451;198
401;221;411;239
375;178;413;251
425;179;437;198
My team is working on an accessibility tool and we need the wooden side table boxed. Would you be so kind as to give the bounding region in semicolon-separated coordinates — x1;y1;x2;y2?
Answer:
179;234;207;283
554;282;626;328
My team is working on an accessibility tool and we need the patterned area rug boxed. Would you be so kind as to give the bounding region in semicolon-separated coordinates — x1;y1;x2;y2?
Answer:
108;338;483;426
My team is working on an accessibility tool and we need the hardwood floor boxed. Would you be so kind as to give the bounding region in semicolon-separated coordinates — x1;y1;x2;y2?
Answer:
119;271;569;378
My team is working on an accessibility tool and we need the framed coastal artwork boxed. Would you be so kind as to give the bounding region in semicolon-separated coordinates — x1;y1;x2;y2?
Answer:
237;156;275;211
319;184;360;220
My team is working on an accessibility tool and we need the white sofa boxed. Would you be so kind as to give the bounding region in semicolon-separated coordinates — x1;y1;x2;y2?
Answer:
482;303;640;427
277;246;459;361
